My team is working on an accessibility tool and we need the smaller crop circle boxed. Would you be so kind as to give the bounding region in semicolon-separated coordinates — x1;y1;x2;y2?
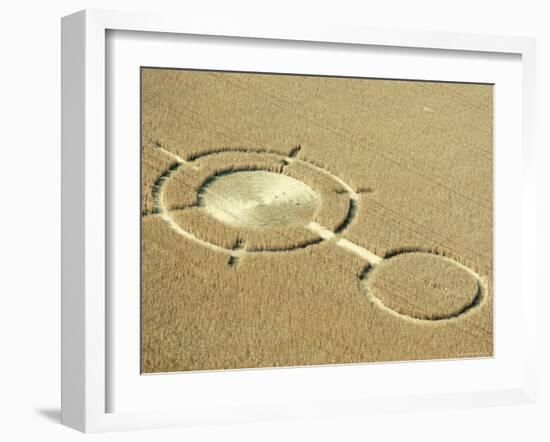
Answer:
360;252;484;321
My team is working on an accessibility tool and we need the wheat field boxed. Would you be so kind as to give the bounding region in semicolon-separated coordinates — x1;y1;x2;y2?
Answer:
140;68;493;373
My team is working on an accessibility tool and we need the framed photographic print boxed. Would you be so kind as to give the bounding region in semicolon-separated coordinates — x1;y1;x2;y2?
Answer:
61;9;537;432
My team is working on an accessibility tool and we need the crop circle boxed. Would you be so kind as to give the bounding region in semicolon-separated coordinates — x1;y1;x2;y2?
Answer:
360;252;484;321
199;170;321;228
157;149;358;254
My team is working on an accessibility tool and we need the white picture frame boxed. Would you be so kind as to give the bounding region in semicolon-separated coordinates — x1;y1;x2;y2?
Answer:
61;9;537;433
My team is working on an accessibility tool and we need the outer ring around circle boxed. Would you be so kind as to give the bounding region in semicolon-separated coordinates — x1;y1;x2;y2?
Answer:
161;148;359;255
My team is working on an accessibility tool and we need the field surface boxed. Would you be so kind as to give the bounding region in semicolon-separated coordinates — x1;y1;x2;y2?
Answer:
141;68;493;373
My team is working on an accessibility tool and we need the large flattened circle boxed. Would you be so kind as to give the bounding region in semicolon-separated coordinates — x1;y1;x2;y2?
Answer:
361;252;482;321
198;171;320;228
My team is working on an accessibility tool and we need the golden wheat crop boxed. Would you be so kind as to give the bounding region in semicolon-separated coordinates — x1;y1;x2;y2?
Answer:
140;68;493;373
